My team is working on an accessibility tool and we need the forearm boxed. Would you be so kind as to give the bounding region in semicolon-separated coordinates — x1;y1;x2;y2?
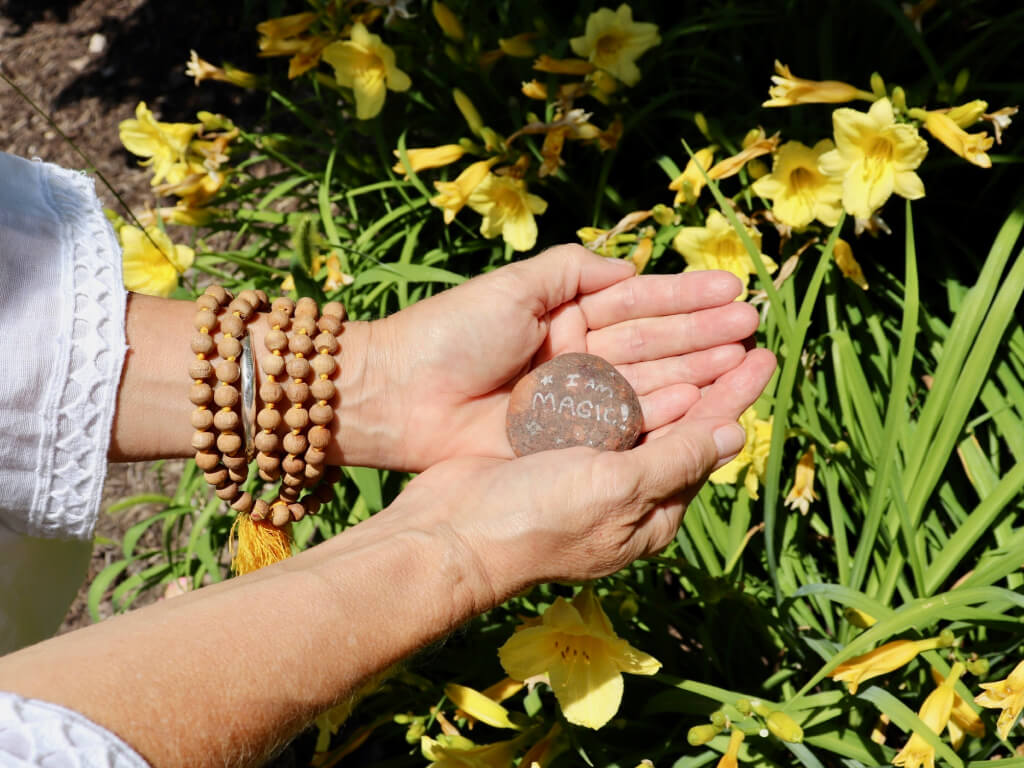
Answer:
108;292;398;468
0;509;484;767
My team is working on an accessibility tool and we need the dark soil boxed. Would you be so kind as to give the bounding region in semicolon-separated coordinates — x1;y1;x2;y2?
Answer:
1;0;268;631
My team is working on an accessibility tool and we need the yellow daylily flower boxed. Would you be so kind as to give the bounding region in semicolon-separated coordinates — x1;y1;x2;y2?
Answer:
444;683;520;730
432;1;464;41
707;129;780;181
915;109;994;168
452;89;484;136
498;588;660;730
185;51;261;89
156;160;225;208
784;446;819;515
467;173;548;252
119;102;197;186
520;722;566;768
119;224;194;297
430;159;498;225
321;23;411;120
392;144;467;177
829;636;948;694
672;209;777;301
521;79;548;100
975;659;1024;740
818;98;928;221
668;146;716;206
532;54;595;76
499;33;536;58
833;238;868;290
718;729;745;768
752;140;842;229
422;733;523;768
893;663;963;768
763;60;865;107
946;100;988;128
255;11;328;78
709;407;773;498
930;667;985;750
569;4;660;87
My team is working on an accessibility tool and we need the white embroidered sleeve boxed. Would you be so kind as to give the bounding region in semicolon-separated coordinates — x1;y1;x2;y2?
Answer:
0;151;127;541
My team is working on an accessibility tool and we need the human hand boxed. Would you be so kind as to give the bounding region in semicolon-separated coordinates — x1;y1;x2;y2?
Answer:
359;244;760;471
382;346;776;606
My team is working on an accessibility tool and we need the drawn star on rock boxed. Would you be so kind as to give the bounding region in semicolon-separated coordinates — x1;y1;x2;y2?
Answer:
540;375;554;386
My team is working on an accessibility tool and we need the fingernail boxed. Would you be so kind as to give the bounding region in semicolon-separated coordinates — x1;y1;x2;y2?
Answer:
713;424;746;458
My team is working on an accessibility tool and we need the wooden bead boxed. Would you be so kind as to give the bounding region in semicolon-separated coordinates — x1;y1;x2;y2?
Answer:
196;294;220;311
230;491;254;513
307;425;331;450
292;316;317;336
257;408;282;430
282;472;304;488
217;336;242;360
271;503;291;527
204;468;228;486
216;360;240;384
228;465;248;484
283;431;308;455
193;309;216;331
259;380;282;404
215;482;239;501
279;485;301;501
254;431;279;453
313;332;338;355
237;289;261;308
191;408;214;430
189;382;213;405
271;297;295;316
261;354;285;377
295;296;318;318
264;329;288;352
189;358;213;380
321;301;346;320
284;407;309;430
288;333;313;357
214;384;239;408
214;409;239;432
317;314;342;335
204;285;229;304
267;310;290;329
191;430;215;451
256;452;280;473
251;498;270;521
221;314;244;337
284;380;309;404
304;463;323;483
310;355;337;377
305;447;326;466
227;298;253;319
217;431;242;455
303;496;322;515
190;333;215;355
222;453;248;470
254;289;269;306
282;454;305;475
259;466;281;482
289;503;306;522
195;450;220;471
286;357;311;380
310;403;334;426
311;379;335;401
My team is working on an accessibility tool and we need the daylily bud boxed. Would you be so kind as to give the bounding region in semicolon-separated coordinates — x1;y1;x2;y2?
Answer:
432;1;464;41
870;72;886;98
651;204;675;226
953;68;970;98
688;724;723;746
939;629;956;647
734;698;752;716
891;86;907;111
710;710;728;728
766;711;804;743
947;99;988;128
618;595;639;620
967;658;989;677
453;89;484;136
694;112;711;140
843;606;877;628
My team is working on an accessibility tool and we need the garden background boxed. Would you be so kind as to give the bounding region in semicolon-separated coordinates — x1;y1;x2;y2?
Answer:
2;0;1024;766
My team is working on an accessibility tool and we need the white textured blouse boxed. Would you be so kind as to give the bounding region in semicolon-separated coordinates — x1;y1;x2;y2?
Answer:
0;151;147;766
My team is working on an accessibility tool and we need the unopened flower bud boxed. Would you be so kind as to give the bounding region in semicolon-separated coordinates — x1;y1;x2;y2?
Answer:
734;698;751;716
710;710;728;728
870;72;886;98
651;204;675;227
891;86;907;111
766;711;804;743
953;68;970;98
694;112;711;140
618;596;639;620
967;658;990;677
688;724;723;746
939;629;956;647
947;99;988;128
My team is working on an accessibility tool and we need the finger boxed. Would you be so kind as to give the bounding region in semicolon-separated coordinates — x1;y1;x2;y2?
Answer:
499;244;635;316
578;270;743;330
642;349;776;442
618;343;747;395
638;383;701;433
586;302;759;364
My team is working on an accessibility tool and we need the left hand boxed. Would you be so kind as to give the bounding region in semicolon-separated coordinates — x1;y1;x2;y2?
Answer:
355;244;760;471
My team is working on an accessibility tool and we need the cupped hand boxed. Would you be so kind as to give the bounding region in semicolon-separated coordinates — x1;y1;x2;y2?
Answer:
366;244;761;472
383;347;776;607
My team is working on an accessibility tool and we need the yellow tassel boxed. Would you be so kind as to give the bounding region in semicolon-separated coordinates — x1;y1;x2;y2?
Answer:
230;513;292;575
